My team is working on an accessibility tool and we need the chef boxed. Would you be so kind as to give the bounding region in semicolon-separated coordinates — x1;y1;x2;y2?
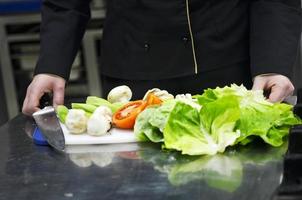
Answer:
22;0;301;115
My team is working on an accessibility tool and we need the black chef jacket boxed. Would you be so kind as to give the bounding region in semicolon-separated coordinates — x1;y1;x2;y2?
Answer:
34;0;301;81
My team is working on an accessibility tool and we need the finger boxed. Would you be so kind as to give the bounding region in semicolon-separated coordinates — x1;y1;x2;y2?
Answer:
252;77;267;90
22;98;38;116
284;83;295;97
22;86;39;115
268;85;286;103
53;83;65;107
22;92;30;115
26;86;46;114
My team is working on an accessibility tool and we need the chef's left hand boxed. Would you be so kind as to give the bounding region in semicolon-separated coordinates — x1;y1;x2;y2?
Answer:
252;74;294;103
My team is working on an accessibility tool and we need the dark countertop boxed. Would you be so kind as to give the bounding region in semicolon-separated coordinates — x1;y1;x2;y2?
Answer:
0;114;287;200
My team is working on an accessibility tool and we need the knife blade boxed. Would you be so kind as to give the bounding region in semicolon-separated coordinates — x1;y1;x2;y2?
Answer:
33;106;65;151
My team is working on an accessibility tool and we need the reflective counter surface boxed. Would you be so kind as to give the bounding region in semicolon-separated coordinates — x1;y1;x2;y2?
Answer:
0;115;287;200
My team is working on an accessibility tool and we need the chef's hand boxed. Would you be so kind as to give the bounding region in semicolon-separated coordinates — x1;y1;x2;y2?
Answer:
22;74;66;115
252;74;294;103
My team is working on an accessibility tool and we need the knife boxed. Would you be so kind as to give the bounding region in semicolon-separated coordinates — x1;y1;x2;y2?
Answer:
33;106;65;151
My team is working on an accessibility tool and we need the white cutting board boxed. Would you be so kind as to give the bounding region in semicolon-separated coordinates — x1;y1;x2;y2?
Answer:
60;123;138;145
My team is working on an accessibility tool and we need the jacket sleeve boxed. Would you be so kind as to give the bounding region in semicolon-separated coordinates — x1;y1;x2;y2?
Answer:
34;0;92;80
250;0;302;80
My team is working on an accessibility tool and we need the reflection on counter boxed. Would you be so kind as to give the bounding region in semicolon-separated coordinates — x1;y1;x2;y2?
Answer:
69;152;114;168
64;140;287;195
139;142;287;193
66;143;140;168
1;115;288;200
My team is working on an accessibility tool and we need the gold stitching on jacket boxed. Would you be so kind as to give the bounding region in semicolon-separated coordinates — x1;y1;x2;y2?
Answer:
185;0;198;74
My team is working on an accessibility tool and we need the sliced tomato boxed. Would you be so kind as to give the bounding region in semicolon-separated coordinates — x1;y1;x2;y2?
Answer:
113;100;147;129
146;93;163;106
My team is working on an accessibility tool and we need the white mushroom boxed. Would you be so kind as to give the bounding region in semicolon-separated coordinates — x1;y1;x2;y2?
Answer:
65;109;88;134
87;106;112;136
95;106;112;121
107;85;132;103
143;88;174;101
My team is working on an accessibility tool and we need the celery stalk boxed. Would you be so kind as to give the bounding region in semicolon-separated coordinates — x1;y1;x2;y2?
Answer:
86;96;125;113
71;103;97;113
56;105;69;123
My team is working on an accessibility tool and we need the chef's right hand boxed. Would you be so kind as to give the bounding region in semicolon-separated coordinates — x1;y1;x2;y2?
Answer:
22;74;66;116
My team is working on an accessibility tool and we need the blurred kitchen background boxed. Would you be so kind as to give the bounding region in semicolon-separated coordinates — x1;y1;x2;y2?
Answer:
0;0;301;126
0;0;106;125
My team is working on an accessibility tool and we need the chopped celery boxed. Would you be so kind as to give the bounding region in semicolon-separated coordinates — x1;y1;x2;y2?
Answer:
56;105;69;123
71;103;97;113
86;96;124;113
86;96;111;107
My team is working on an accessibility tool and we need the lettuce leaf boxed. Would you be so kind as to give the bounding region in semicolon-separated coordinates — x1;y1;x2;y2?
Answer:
134;106;164;142
134;100;177;143
163;97;240;155
134;84;301;155
163;101;205;155
236;103;300;146
196;84;301;147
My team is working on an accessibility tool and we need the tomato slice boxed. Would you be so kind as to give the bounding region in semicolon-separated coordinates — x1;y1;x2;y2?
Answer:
113;100;147;129
146;93;163;106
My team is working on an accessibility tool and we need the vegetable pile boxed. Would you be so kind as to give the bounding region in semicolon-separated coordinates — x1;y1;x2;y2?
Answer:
56;85;133;136
56;84;301;156
56;85;173;136
134;84;301;155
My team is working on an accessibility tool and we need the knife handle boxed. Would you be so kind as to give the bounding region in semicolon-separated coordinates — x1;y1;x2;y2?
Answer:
39;93;53;109
33;127;49;146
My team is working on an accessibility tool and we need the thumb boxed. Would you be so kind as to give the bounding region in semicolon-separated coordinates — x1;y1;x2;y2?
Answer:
252;77;267;90
52;83;65;107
